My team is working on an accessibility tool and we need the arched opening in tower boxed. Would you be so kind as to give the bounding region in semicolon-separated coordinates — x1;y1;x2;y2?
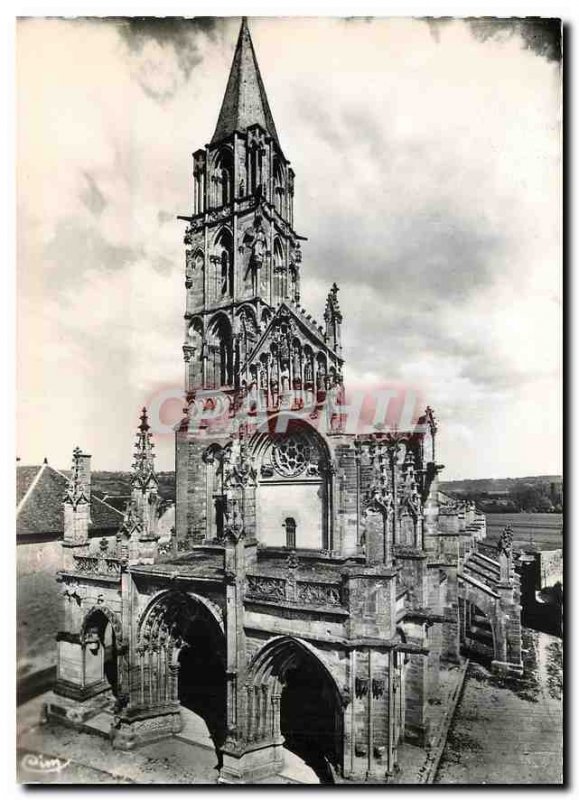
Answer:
83;610;119;697
177;611;227;764
279;653;342;784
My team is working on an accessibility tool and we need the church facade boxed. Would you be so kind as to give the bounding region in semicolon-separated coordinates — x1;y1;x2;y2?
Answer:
45;19;523;784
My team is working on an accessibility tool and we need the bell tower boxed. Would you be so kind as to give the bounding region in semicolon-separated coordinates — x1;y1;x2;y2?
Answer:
180;18;305;394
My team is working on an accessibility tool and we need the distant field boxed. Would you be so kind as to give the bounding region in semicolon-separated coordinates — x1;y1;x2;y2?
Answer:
485;513;563;552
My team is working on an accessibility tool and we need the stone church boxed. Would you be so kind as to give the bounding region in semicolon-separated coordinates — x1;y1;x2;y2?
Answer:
44;18;523;784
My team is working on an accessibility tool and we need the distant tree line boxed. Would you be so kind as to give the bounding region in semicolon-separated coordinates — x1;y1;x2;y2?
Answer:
441;478;563;514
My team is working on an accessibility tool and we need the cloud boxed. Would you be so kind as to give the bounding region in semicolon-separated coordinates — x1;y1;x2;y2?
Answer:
113;16;224;102
465;18;562;63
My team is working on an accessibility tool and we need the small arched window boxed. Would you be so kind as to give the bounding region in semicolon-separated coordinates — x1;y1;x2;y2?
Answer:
221;167;232;205
285;517;297;549
215;148;234;208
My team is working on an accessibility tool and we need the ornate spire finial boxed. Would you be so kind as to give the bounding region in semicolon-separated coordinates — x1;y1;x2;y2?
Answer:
63;446;90;508
139;406;150;432
131;407;157;489
324;282;342;323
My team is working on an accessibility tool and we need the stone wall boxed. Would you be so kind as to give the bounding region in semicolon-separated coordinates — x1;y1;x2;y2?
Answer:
255;481;323;548
17;539;63;675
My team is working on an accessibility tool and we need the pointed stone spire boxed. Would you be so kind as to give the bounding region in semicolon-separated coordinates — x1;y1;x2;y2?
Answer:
211;17;280;147
131;407;157;491
119;409;160;563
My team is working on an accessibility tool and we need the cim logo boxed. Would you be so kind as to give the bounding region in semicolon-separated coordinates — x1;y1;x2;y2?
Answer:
20;751;70;774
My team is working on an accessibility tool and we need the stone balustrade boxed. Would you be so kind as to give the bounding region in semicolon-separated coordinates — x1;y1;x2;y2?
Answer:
73;554;121;578
245;574;344;608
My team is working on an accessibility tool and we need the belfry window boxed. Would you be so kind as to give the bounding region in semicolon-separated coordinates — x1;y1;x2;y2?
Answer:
285;517;297;549
215;148;234;207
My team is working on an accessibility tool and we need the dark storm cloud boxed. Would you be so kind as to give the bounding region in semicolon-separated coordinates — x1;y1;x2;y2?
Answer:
112;16;225;101
467;18;561;63
425;17;562;62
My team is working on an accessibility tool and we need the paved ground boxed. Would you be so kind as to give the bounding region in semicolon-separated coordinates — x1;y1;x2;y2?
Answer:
18;629;562;785
17;698;318;784
435;629;563;785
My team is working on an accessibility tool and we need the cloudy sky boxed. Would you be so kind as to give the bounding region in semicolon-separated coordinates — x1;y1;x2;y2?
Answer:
17;16;561;479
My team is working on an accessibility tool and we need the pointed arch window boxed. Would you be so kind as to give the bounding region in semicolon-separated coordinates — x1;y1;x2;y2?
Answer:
207;314;233;388
215;148;234;207
284;517;296;549
273;237;285;300
273;157;285;216
249;144;262;194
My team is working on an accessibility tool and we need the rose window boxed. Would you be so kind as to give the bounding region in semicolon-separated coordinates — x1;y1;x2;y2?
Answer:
272;434;311;477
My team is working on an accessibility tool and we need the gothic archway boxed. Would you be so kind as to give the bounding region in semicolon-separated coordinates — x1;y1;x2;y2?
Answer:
248;636;344;783
81;606;121;697
137;590;227;760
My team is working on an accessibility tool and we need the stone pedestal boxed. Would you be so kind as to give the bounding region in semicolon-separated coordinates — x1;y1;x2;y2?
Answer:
111;706;183;750
219;738;285;784
43;689;112;729
54;634;109;702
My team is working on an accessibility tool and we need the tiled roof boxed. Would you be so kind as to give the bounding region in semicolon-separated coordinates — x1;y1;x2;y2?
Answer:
101;495;131;513
16;465;42;505
16;464;124;538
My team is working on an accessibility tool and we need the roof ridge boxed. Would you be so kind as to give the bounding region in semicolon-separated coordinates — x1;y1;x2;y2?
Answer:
285;300;325;338
93;493;126;518
16;463;46;515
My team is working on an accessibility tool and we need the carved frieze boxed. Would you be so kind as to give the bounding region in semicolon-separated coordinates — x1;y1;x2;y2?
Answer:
245;575;343;609
296;581;342;607
73;555;121;578
246;575;285;602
